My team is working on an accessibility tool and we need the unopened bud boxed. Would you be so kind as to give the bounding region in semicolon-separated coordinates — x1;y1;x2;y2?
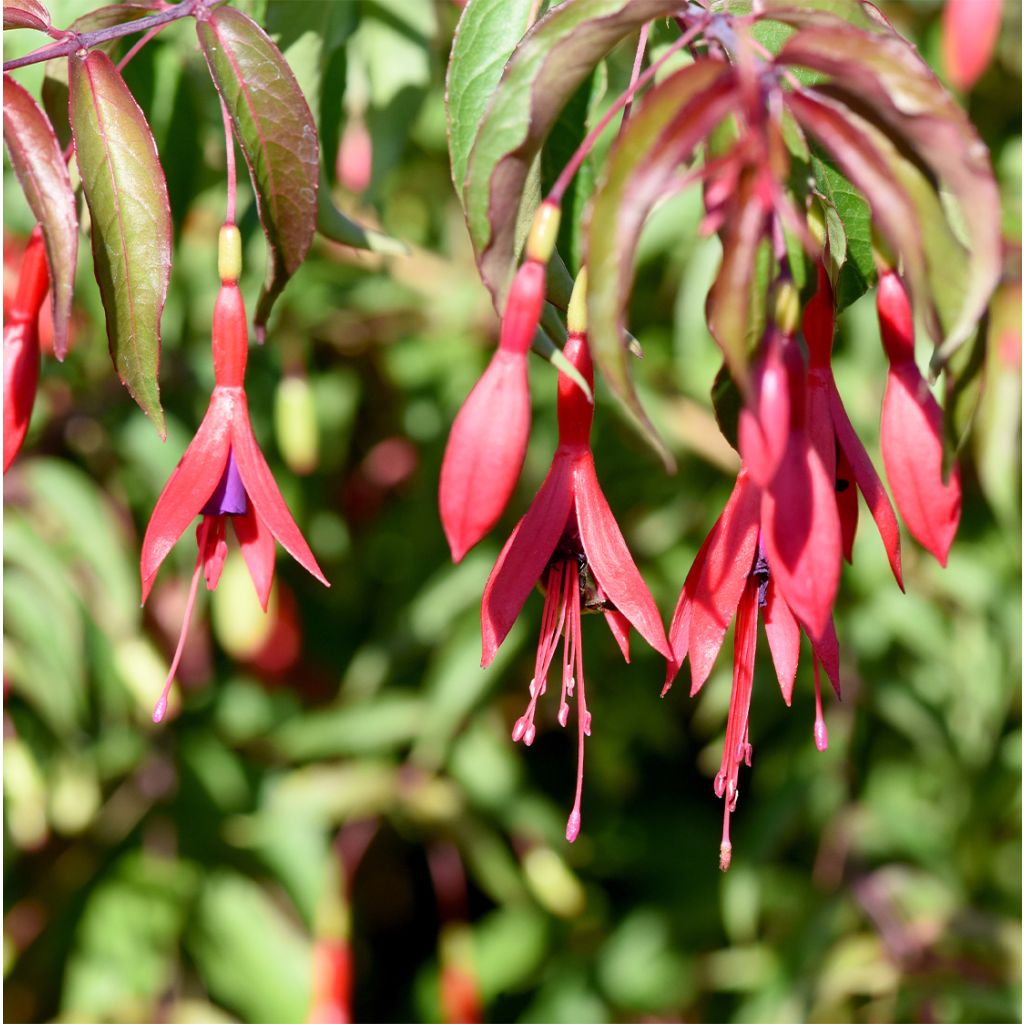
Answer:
219;224;242;283
567;267;588;335
525;201;562;263
772;279;800;335
807;198;827;250
565;808;581;843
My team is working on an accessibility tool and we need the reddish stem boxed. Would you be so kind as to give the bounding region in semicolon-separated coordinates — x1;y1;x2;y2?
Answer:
220;97;237;225
620;23;650;129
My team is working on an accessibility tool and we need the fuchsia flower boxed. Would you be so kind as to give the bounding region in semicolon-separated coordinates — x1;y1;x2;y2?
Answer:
802;265;903;586
942;0;1002;92
737;294;841;641
3;227;48;474
141;273;328;722
481;327;671;842
439;201;561;562
664;468;841;869
877;269;962;566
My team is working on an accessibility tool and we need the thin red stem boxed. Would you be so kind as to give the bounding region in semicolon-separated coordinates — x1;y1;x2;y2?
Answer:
547;16;708;206
3;0;199;72
115;22;168;72
620;23;650;129
220;97;237;225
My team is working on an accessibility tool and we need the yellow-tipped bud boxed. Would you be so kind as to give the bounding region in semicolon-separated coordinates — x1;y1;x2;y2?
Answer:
567;267;588;334
525;201;562;263
871;224;897;273
772;278;801;335
218;224;242;283
807;198;827;250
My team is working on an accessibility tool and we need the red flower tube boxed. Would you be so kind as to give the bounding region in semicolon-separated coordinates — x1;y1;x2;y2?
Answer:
481;317;671;842
3;227;49;473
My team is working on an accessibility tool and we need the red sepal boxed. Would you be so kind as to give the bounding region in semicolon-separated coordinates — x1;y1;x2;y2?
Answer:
233;503;277;610
835;445;859;564
603;609;631;663
738;329;790;487
3;318;40;473
763;577;800;705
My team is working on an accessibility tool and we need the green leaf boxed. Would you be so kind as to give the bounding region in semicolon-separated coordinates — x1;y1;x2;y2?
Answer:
69;49;169;434
811;152;874;311
3;0;50;32
196;5;319;337
3;73;78;358
447;0;535;199
587;61;736;465
779;23;1001;367
316;169;408;255
463;0;683;308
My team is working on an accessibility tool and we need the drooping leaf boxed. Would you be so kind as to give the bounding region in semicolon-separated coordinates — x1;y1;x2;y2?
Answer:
464;0;683;309
196;4;319;336
42;4;154;151
3;0;50;32
316;170;407;256
779;23;1001;366
3;73;77;359
587;61;737;465
69;50;169;433
447;0;535;197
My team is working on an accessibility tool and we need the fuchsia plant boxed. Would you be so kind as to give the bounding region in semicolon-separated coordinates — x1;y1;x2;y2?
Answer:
1;0;1004;873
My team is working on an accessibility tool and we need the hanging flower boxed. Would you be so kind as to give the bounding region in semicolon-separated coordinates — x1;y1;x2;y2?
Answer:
140;227;328;722
3;227;49;473
481;281;671;841
439;202;561;562
877;269;962;566
802;264;903;586
665;468;840;869
942;0;1003;92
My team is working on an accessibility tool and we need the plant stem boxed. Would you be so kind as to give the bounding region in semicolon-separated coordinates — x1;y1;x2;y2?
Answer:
220;97;237;225
620;23;650;130
3;0;199;73
546;15;708;207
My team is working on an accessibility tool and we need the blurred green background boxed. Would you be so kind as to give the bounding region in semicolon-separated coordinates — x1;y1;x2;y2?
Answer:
3;1;1021;1022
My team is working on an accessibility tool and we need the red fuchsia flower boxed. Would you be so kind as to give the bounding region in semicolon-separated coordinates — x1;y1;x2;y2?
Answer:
664;468;841;870
3;227;49;473
802;264;903;587
480;310;671;842
942;0;1002;92
439;201;561;563
307;939;353;1024
141;230;328;722
737;284;841;641
877;269;962;566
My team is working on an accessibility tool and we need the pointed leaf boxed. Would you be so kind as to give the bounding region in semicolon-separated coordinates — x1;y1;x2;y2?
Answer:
316;172;408;256
3;74;77;359
588;61;736;465
196;5;319;335
780;24;1000;365
3;0;50;32
70;50;169;433
463;0;683;308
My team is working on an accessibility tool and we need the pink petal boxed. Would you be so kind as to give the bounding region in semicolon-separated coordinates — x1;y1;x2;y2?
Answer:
687;470;761;695
880;367;961;566
761;431;841;642
738;329;790;487
140;390;233;603
575;453;671;661
230;394;329;587
763;576;800;706
830;387;904;588
439;349;530;562
480;454;575;667
603;609;631;663
233;504;277;611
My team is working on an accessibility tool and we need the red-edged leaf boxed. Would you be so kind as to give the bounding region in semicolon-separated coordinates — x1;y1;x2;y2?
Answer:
3;0;49;31
70;49;169;434
763;576;800;706
464;0;684;309
687;470;761;696
780;25;1001;366
575;454;671;661
196;5;319;336
587;61;737;466
480;454;575;667
3;73;77;359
